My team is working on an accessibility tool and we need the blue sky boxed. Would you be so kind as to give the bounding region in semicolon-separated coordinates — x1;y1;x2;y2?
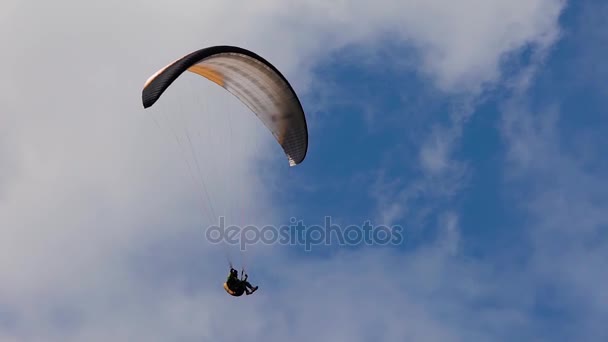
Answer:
2;0;607;341
267;1;608;339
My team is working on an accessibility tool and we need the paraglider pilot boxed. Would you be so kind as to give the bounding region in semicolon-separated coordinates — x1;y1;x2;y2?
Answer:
224;267;258;296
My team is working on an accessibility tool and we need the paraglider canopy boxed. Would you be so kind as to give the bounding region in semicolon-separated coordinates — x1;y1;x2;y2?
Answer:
142;45;308;166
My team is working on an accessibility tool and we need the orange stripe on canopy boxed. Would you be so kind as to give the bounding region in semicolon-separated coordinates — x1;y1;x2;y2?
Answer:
188;64;225;87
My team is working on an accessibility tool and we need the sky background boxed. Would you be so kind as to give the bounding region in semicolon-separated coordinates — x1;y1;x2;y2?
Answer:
2;0;607;341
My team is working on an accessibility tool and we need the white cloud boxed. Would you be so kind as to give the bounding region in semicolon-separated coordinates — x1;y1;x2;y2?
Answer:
291;0;565;93
500;97;608;341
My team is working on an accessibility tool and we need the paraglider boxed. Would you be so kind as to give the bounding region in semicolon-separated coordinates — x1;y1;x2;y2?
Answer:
223;267;258;296
142;45;309;297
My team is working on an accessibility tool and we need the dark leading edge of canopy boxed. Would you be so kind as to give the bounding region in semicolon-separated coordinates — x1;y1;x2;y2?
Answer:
141;45;309;165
